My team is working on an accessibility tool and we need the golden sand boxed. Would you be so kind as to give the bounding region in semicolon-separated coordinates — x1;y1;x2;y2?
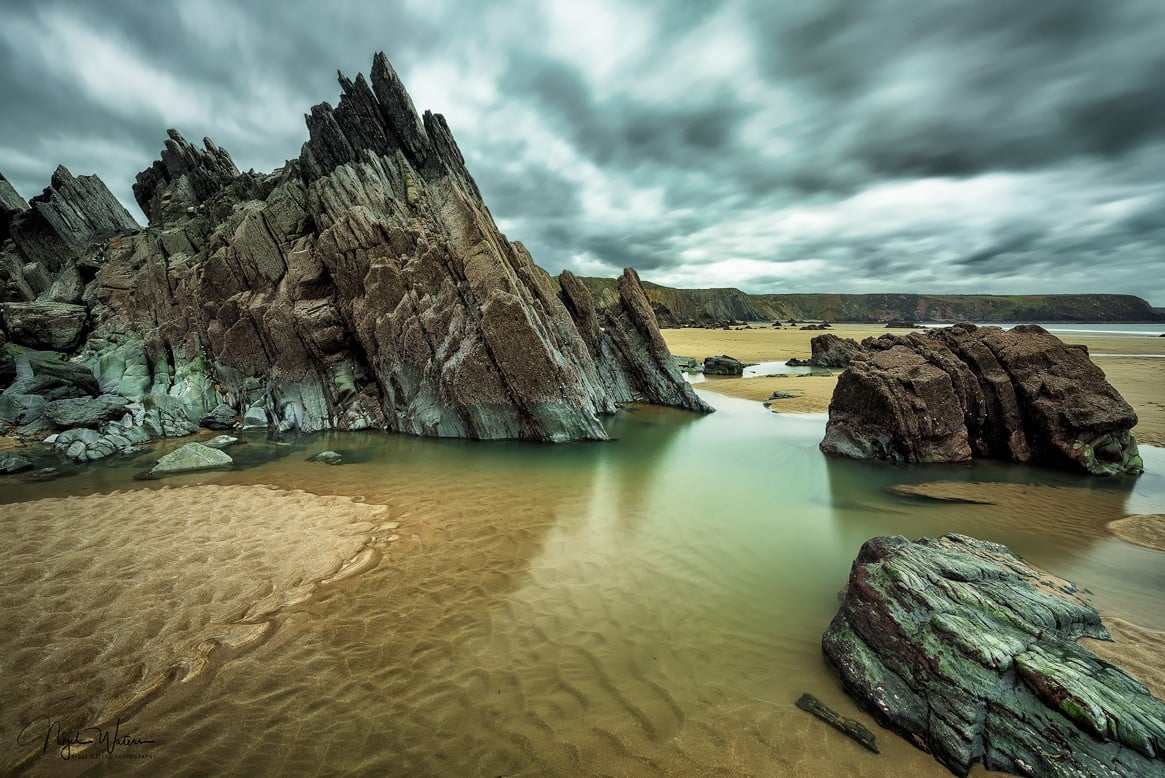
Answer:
0;485;398;771
1106;514;1165;552
663;325;1165;445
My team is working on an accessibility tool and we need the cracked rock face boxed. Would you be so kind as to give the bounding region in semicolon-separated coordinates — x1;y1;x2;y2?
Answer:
824;533;1165;777
1;52;709;444
820;323;1142;476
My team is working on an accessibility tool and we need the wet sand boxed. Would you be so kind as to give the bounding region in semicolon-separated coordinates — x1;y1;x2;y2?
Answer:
1107;514;1165;552
0;485;399;773
663;324;1165;445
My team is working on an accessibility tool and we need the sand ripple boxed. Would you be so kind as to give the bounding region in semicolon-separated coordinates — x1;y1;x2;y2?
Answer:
0;485;396;773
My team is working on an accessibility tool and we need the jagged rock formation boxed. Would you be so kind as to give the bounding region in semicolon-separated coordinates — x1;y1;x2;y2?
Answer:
820;323;1142;476
824;533;1165;777
0;52;709;449
786;333;863;368
133;129;241;225
0;166;139;306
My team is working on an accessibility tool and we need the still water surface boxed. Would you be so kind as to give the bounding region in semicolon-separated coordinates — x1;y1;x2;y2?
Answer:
2;391;1162;776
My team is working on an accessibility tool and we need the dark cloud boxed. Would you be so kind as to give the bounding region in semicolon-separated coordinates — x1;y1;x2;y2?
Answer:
1;0;1163;303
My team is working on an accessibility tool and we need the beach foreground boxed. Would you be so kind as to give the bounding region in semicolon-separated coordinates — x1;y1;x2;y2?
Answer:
662;324;1165;446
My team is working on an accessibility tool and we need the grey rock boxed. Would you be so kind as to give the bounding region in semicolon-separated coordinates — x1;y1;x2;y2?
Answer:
0;302;88;350
0;392;46;425
0;452;34;474
149;442;233;475
0;348;14;390
133;129;241;226
204;434;239;449
307;450;343;465
199;402;238;430
703;354;745;376
42;394;128;429
824;533;1165;777
11;354;100;400
7;165;139;272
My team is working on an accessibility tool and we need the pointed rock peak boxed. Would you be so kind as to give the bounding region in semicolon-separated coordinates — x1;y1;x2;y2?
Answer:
300;52;440;181
49;165;76;191
134;129;241;226
0;170;29;213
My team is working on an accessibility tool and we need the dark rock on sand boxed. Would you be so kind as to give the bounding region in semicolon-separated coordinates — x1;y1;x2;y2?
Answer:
821;323;1142;476
787;334;865;368
884;320;919;328
150;441;233;475
703;355;745;376
824;533;1165;777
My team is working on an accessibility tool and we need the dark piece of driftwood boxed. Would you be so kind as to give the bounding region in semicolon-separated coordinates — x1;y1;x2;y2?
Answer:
795;692;880;754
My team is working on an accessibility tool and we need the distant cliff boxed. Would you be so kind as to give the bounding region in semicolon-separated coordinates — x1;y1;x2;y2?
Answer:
574;278;1165;325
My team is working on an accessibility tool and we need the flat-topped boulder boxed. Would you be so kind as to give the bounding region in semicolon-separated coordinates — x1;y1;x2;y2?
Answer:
786;333;864;368
1;302;88;351
824;533;1165;777
150;441;233;475
820;323;1142;476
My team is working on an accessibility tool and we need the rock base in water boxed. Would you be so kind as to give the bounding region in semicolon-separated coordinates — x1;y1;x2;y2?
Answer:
820;323;1142;476
823;533;1165;777
150;442;233;475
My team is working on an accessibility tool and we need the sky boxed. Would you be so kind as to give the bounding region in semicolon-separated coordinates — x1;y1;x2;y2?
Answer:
2;0;1164;304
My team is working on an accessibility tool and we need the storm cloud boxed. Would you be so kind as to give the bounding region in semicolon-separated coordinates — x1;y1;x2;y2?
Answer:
2;0;1163;303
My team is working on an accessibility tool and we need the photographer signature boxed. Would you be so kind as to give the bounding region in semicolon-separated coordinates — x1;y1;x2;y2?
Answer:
17;716;156;760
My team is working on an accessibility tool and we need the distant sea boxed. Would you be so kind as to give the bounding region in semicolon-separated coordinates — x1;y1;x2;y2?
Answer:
921;322;1165;337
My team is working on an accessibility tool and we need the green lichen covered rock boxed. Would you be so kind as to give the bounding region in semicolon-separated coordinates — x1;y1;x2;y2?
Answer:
823;534;1165;777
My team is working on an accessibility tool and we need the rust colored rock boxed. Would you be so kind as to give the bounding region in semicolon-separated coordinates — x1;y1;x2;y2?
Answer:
821;323;1142;475
786;333;864;368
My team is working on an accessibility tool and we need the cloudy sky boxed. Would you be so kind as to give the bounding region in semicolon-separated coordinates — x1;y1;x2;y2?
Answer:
2;0;1164;304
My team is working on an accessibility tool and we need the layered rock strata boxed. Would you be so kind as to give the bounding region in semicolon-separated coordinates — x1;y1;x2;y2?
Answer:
820;323;1141;476
0;52;709;450
824;533;1165;777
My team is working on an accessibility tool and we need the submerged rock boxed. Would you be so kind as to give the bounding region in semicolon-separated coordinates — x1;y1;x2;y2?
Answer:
150;442;233;475
307;450;343;465
0;452;34;474
820;323;1142;476
823;533;1165;777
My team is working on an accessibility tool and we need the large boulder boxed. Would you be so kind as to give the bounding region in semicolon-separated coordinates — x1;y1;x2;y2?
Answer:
702;354;745;376
0;302;88;350
42;394;129;429
149;441;233;475
787;333;864;368
824;534;1165;777
820;323;1142;476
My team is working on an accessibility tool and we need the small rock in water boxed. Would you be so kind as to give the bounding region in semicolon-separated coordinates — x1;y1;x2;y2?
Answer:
204;435;239;449
0;452;35;474
150;442;233;475
795;693;879;754
307;450;343;465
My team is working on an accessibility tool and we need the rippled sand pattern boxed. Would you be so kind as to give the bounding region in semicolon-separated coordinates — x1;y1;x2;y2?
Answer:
0;485;396;773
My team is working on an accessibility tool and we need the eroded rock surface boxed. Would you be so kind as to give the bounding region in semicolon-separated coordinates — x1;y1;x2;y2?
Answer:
820;323;1141;475
824;533;1165;777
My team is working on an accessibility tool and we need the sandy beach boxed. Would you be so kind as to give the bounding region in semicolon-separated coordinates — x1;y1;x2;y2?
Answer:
662;323;1165;446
